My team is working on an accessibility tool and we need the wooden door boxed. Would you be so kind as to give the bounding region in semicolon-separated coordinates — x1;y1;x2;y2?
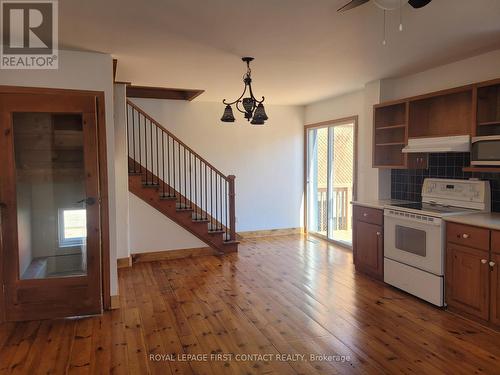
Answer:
490;253;500;326
445;243;489;321
0;92;102;321
354;220;383;280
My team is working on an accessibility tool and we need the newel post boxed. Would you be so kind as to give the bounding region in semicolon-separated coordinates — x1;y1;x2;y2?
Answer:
227;175;236;241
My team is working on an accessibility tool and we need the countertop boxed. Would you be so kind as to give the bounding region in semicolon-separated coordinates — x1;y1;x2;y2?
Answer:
350;199;414;210
444;212;500;231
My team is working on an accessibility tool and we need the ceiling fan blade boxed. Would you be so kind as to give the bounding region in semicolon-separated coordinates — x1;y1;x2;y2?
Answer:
408;0;432;8
337;0;371;12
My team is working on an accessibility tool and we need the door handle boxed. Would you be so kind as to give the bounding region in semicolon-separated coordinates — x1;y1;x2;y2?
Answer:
77;197;97;206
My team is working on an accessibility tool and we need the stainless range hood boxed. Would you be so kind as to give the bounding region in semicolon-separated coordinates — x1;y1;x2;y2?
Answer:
402;135;470;154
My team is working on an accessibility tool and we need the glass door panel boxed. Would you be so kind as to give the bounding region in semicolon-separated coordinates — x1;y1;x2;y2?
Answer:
328;123;354;246
307;121;355;246
307;127;328;236
13;113;88;279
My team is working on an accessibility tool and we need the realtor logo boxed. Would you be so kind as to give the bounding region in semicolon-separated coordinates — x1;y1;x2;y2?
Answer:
1;0;58;69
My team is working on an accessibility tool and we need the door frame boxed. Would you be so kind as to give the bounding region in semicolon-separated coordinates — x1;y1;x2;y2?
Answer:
0;85;111;321
303;116;358;249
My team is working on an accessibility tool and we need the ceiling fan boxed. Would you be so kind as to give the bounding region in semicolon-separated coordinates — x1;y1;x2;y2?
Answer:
338;0;432;12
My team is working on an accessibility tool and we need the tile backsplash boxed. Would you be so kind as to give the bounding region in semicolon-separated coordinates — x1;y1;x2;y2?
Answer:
391;153;500;212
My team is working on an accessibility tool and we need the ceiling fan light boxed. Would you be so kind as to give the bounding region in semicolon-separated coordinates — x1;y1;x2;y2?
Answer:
220;105;235;122
408;0;432;8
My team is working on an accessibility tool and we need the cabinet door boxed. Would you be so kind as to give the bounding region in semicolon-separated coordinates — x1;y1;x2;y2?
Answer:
446;243;489;320
354;221;383;280
490;253;500;326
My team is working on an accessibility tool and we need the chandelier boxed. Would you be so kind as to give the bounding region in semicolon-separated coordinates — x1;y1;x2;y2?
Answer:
220;57;268;125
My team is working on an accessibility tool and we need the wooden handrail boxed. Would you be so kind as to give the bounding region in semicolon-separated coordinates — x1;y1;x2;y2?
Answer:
127;100;228;181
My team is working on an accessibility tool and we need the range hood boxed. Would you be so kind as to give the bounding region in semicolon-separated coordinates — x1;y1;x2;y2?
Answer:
402;135;470;154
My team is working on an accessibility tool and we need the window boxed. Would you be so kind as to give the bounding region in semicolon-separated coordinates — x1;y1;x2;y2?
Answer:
58;209;87;247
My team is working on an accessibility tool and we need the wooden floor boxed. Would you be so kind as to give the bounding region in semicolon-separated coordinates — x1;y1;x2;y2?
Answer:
1;234;500;374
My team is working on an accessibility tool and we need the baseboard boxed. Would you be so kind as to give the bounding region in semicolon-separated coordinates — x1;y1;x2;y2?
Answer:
110;295;120;310
117;256;132;268
131;246;214;263
238;227;304;239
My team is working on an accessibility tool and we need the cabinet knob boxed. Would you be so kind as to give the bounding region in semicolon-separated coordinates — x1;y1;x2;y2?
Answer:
376;232;381;236
462;233;470;239
490;261;496;268
481;259;488;264
363;213;368;217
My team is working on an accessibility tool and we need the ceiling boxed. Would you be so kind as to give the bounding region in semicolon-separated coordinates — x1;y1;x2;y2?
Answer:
60;0;500;105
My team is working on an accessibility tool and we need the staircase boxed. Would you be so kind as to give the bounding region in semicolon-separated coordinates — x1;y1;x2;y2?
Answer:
126;100;238;254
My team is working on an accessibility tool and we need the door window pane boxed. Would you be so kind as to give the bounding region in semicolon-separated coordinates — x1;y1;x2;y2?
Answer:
14;113;88;279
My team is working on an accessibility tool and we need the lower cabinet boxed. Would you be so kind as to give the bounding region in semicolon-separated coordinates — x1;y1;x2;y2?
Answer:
353;206;384;280
491;252;500;326
445;243;489;320
446;222;500;328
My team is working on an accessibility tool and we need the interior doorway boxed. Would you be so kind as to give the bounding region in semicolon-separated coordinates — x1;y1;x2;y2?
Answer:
0;87;110;321
305;117;357;247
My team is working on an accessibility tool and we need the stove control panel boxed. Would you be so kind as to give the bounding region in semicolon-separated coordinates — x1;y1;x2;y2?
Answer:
422;178;491;211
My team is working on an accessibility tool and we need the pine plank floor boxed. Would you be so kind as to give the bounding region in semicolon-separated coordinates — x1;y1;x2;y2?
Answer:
1;234;500;374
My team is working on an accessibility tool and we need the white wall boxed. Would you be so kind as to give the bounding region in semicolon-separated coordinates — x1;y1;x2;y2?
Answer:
129;193;206;253
0;50;119;296
129;98;305;234
381;49;500;101
113;84;130;260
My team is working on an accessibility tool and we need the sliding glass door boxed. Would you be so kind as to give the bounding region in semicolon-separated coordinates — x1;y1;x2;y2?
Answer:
306;120;356;247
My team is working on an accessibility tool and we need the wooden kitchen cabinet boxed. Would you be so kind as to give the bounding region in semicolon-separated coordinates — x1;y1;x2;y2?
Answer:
445;243;490;321
491;252;500;326
353;206;383;280
446;223;500;328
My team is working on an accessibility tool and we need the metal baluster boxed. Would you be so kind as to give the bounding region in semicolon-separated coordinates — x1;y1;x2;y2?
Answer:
167;135;170;196
150;119;153;185
205;164;208;220
190;152;193;210
126;105;130;171
183;147;187;207
219;175;223;231
156;126;159;185
178;140;181;204
162;130;165;197
225;179;228;240
138;110;142;175
194;156;197;219
132;107;136;172
215;173;218;230
210;169;213;229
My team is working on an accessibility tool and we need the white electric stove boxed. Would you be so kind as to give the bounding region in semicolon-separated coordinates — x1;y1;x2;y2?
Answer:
383;178;491;306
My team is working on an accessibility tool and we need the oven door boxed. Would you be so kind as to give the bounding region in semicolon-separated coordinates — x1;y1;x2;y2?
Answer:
471;136;500;166
384;210;445;275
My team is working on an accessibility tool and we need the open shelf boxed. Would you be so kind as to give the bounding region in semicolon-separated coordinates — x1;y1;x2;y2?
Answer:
478;121;500;126
477;84;500;133
375;124;407;131
463;166;500;173
375;142;406;146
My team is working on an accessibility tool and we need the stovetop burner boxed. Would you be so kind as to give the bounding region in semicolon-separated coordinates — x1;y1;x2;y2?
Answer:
388;201;476;216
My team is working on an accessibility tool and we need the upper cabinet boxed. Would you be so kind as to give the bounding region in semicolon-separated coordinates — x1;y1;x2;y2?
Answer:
373;101;407;168
408;89;472;138
373;78;500;169
476;82;500;136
